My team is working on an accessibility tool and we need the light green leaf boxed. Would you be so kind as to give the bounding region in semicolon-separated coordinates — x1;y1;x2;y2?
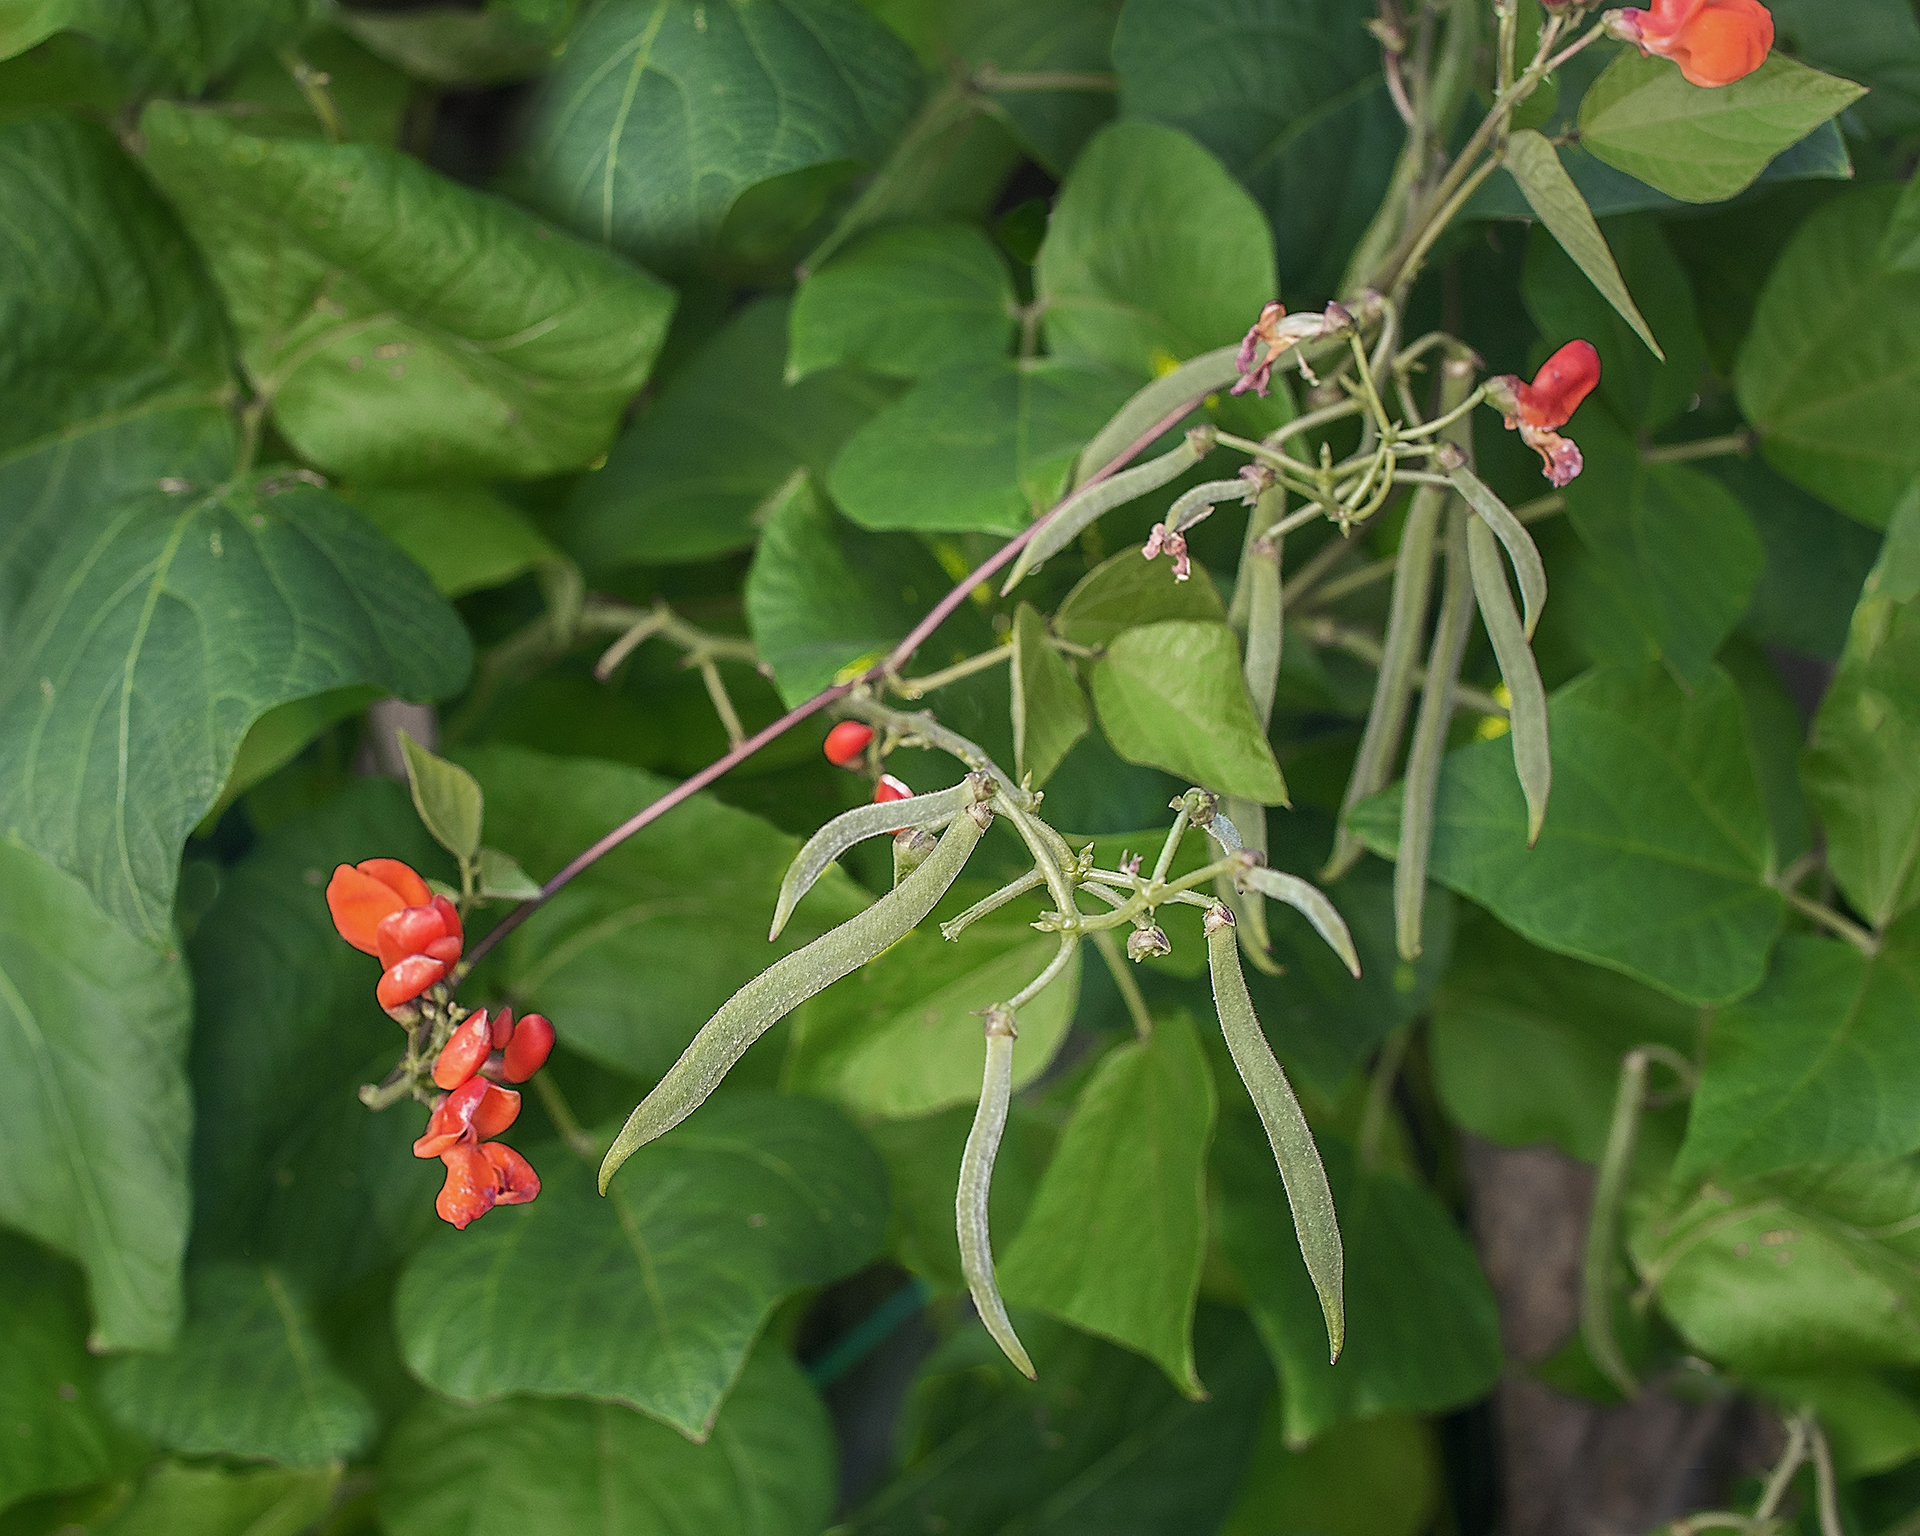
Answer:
476;846;543;901
1631;1160;1920;1373
999;1013;1216;1397
1217;1126;1500;1445
1350;665;1783;1006
1036;121;1274;378
464;746;869;1081
139;102;675;483
1680;924;1920;1181
1578;51;1865;205
91;1461;340;1536
511;0;921;273
1090;620;1287;804
1219;1408;1441;1536
381;1345;835;1536
0;474;469;943
1737;185;1920;528
1053;546;1227;648
342;486;561;598
100;1263;375;1466
1504;128;1662;360
1747;1371;1920;1479
398;730;484;865
0;842;191;1352
789;222;1016;382
846;1305;1271;1536
829;359;1137;535
1011;603;1088;787
564;297;897;568
394;1094;886;1439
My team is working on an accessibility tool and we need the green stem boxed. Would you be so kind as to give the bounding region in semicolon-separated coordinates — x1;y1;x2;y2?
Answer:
1358;1026;1412;1170
1641;431;1757;466
1582;1047;1652;1401
1092;929;1154;1038
891;644;1013;698
534;1073;599;1162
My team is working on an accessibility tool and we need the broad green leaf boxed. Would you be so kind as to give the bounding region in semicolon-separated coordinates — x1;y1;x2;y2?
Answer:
0;114;234;631
0;474;469;943
342;486;561;598
99;1263;375;1466
1217;1126;1500;1444
829;359;1137;535
1721;456;1883;661
1011;603;1088;787
564;297;896;568
965;0;1119;176
1036;121;1274;378
1631;1160;1920;1372
1053;547;1227;648
847;1304;1271;1536
90;1461;340;1536
0;842;191;1352
1219;1407;1441;1536
1112;0;1404;302
398;731;484;865
214;29;416;147
0;1;304;87
198;686;383;831
1680;924;1920;1181
510;0;921;273
380;1346;835;1536
1722;640;1815;874
999;1013;1216;1396
464;746;869;1081
1350;665;1783;1006
744;474;988;708
1578;51;1865;205
340;1;577;86
189;781;452;1297
786;915;1080;1118
1771;0;1920;136
1804;498;1920;930
394;1095;887;1439
1504;128;1662;360
139;102;675;483
788;223;1016;382
1747;1371;1920;1479
1560;414;1763;686
1432;916;1697;1165
0;1234;144;1510
1738;185;1920;528
1089;620;1287;804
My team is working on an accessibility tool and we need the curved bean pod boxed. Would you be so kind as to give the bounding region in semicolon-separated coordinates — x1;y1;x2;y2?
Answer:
600;809;987;1192
1235;865;1361;978
957;1008;1035;1379
1073;346;1241;481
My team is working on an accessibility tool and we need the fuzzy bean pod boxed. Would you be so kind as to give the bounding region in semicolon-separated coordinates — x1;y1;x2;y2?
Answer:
957;1008;1035;1379
1073;347;1240;482
1235;865;1361;978
1448;463;1547;640
1467;514;1552;845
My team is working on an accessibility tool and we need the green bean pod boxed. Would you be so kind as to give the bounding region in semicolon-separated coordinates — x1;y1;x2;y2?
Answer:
768;777;982;941
1206;905;1345;1363
1235;864;1361;978
957;1007;1035;1379
1467;514;1552;844
1073;347;1241;482
1448;464;1547;640
600;809;987;1192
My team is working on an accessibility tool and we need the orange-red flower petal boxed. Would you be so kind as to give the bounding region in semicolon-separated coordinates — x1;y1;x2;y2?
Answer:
377;954;447;1011
482;1143;540;1206
1611;0;1773;89
436;1143;498;1229
414;1077;489;1158
432;1014;494;1091
472;1084;521;1140
502;1014;555;1084
326;861;424;954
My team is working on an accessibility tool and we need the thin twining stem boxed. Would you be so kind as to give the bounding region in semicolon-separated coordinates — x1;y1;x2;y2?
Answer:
1641;431;1757;466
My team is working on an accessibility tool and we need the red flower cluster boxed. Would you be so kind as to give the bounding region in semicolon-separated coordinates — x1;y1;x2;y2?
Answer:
1606;0;1773;90
1483;340;1602;487
414;1006;553;1228
326;859;464;1012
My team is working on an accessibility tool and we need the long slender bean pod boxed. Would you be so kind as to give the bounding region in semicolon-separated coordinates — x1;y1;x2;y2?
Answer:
1235;865;1360;977
1447;463;1547;640
1073;348;1241;481
1205;906;1345;1362
600;809;987;1191
769;779;981;939
1225;532;1284;965
1467;515;1552;844
958;1008;1035;1378
1582;1047;1650;1400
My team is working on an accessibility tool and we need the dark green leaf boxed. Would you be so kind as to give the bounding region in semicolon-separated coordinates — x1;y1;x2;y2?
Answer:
1036;121;1274;377
1218;1408;1441;1536
1000;1013;1215;1395
381;1345;835;1535
1217;1127;1500;1444
90;1461;339;1536
1746;1371;1920;1479
1771;0;1920;136
341;486;560;598
100;1263;375;1466
565;297;896;568
1721;455;1882;661
0;475;469;942
340;1;577;87
464;746;869;1081
1011;602;1088;787
1113;0;1403;302
0;842;191;1352
789;222;1016;382
1350;665;1783;1005
510;0;921;273
1737;185;1920;528
847;1304;1270;1535
1090;620;1287;803
1;1;304;88
829;359;1137;535
1053;547;1227;648
1577;51;1864;205
140;102;675;483
394;1095;887;1439
967;0;1119;176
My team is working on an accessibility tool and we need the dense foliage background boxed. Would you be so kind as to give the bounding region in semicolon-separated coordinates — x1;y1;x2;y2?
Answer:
4;1;1920;1533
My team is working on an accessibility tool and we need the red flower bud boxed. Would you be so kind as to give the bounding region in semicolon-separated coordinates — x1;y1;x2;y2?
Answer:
377;954;447;1011
432;1014;493;1090
482;1142;540;1206
375;895;463;970
473;1083;521;1139
436;1143;498;1229
502;1014;554;1083
1485;341;1601;488
873;774;912;804
823;721;874;766
1606;0;1772;89
488;1006;515;1051
414;1076;489;1158
325;858;432;954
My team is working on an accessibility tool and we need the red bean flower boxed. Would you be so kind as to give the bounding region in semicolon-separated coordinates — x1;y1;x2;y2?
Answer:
1604;0;1773;89
1483;340;1601;487
326;859;433;954
823;721;874;767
